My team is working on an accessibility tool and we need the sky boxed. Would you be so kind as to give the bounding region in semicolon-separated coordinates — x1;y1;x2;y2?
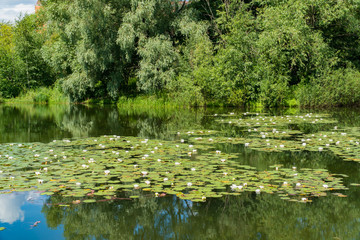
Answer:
0;0;37;23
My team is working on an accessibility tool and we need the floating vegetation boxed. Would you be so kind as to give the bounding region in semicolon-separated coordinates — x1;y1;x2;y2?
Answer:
0;227;5;231
214;113;360;163
0;132;347;204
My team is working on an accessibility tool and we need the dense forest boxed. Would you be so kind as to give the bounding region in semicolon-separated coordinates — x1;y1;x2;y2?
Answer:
1;0;360;107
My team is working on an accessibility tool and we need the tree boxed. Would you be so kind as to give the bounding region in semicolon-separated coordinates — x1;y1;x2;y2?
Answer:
14;14;55;88
0;23;22;97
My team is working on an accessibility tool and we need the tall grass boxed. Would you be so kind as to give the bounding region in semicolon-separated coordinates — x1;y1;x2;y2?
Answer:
117;95;190;113
5;87;69;104
297;68;360;108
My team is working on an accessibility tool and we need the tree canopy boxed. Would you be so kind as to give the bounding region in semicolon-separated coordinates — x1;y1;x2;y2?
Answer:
1;0;360;107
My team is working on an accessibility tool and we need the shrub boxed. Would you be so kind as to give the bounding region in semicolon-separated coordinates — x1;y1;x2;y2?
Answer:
297;68;360;107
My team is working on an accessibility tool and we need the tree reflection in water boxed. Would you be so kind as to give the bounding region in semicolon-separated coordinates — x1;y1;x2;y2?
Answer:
42;191;360;240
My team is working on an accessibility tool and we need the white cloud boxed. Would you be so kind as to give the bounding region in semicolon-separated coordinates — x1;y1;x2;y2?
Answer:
0;193;25;224
0;4;36;23
0;191;42;224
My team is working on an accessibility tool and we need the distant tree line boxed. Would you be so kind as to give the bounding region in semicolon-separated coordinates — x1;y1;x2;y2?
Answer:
1;0;360;107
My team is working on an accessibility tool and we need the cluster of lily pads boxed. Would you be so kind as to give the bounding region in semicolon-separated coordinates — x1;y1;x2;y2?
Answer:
213;112;360;162
0;128;347;204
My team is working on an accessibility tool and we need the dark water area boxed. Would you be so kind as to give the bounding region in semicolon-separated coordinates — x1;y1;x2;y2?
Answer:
0;104;360;240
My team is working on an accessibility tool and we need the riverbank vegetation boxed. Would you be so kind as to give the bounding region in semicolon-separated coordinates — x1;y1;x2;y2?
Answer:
1;0;360;108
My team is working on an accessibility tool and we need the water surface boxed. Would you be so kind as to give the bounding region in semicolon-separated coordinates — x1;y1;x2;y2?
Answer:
0;104;360;240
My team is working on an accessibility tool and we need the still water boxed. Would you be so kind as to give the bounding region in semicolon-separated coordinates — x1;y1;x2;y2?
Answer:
0;104;360;240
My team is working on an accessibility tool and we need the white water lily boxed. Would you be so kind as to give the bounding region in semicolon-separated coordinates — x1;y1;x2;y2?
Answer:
323;184;328;188
255;189;261;194
221;159;226;162
35;172;41;176
191;168;196;171
141;171;148;176
187;182;192;187
38;179;43;184
230;184;237;191
145;180;151;185
104;170;110;175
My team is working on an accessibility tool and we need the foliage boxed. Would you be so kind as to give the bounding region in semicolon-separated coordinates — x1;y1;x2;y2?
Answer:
2;0;360;107
6;86;68;104
14;14;54;88
297;68;360;107
0;23;22;97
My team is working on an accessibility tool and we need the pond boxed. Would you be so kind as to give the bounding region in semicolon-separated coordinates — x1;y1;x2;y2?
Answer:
0;104;360;240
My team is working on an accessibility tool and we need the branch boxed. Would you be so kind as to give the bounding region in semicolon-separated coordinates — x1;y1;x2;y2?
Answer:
175;0;187;14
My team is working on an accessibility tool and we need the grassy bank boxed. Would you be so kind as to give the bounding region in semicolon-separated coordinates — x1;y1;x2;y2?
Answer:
4;87;69;104
117;95;188;111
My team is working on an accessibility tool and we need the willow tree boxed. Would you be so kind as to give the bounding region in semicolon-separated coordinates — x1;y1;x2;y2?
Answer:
41;0;132;101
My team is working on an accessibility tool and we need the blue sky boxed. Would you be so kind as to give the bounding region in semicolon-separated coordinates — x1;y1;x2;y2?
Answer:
0;0;37;22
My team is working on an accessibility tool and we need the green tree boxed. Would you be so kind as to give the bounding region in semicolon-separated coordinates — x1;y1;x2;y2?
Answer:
42;0;131;101
0;23;22;97
14;14;54;88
